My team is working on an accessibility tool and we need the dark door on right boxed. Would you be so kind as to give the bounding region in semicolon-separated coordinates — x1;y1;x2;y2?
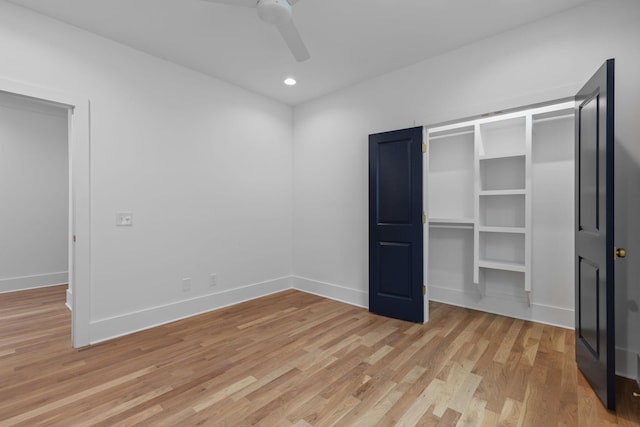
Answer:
575;59;616;410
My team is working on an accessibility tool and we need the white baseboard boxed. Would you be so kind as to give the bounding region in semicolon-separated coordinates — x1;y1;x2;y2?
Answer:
84;273;635;381
292;276;368;308
428;285;574;329
89;276;293;344
0;272;68;294
66;288;72;311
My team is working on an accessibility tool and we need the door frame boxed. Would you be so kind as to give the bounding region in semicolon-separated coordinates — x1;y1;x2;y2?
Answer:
0;77;91;348
422;127;429;323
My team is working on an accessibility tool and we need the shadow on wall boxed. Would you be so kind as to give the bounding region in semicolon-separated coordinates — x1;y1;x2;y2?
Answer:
615;140;640;368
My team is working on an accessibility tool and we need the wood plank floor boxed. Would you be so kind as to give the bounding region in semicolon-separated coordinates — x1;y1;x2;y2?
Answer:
1;286;639;426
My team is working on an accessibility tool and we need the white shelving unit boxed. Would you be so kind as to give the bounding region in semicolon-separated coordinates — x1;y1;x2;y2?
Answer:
475;114;531;304
425;101;574;307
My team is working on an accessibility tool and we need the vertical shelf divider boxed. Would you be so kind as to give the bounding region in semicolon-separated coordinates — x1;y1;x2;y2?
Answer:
525;114;533;306
473;123;481;289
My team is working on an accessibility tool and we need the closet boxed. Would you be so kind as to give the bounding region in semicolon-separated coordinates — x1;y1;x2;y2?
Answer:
425;101;574;318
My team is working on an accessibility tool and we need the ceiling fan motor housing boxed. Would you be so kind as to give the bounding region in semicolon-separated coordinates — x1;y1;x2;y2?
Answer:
257;0;292;26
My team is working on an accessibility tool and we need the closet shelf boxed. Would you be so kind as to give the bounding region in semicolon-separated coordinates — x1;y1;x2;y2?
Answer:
478;226;525;234
479;189;525;196
478;260;526;273
479;153;525;161
428;129;474;141
532;113;574;124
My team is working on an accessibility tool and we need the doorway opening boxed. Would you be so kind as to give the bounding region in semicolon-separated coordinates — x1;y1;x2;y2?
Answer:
0;79;91;347
0;92;69;304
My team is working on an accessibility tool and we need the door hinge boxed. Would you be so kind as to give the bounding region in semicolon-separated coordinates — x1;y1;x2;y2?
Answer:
73;235;76;243
423;285;426;296
422;214;426;225
422;143;426;153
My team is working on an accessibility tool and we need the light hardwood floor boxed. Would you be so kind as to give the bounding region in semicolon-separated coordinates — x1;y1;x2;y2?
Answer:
1;286;639;426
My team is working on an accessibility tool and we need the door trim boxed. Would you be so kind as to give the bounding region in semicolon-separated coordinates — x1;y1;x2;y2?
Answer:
422;127;429;323
0;78;91;348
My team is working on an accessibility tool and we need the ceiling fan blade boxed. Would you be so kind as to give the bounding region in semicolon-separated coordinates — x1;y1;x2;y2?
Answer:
277;20;310;62
200;0;258;8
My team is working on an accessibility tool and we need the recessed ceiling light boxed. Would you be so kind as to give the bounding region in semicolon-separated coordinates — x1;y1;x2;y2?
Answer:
284;77;297;86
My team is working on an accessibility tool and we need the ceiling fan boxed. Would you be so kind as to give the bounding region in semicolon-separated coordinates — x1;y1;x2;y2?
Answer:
201;0;310;62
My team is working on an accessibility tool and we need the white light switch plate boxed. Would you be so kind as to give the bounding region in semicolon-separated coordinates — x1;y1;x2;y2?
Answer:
116;212;133;226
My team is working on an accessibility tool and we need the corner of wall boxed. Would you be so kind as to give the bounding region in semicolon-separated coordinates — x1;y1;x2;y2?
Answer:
292;276;368;308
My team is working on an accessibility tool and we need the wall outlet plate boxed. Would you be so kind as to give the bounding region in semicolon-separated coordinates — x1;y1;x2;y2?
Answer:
209;273;218;287
182;278;191;292
116;212;133;226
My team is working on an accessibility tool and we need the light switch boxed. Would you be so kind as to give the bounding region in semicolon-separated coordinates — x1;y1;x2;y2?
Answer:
116;212;133;226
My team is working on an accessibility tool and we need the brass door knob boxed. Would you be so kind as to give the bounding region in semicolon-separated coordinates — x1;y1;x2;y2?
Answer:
615;247;627;259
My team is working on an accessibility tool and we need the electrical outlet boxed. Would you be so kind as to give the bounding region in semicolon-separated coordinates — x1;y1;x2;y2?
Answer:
182;278;191;292
116;212;133;226
209;273;218;287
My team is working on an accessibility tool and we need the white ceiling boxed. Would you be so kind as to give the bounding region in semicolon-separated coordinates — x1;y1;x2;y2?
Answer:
8;0;593;105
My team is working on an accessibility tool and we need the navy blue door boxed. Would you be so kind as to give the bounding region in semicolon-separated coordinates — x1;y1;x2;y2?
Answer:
369;127;423;323
575;59;617;410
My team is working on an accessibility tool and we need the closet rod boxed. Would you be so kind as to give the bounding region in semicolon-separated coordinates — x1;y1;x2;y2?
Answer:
429;224;474;230
532;113;574;124
428;129;474;141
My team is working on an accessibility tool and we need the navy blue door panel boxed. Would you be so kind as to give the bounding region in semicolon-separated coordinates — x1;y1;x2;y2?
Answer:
369;127;423;323
378;242;412;298
377;140;412;223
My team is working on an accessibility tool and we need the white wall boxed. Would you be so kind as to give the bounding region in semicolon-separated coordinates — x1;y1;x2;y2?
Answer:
0;92;68;293
0;1;293;342
293;0;640;378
